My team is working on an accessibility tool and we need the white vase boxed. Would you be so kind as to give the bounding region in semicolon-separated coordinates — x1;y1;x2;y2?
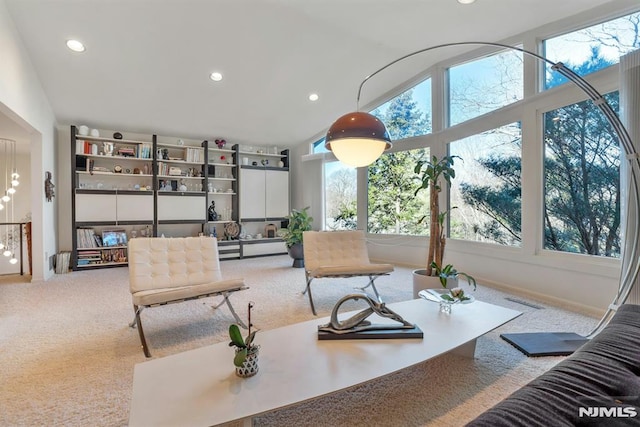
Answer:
235;347;259;378
412;269;458;299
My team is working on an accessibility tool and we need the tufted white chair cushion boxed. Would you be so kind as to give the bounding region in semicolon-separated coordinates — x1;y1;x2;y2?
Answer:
128;236;244;306
303;230;393;277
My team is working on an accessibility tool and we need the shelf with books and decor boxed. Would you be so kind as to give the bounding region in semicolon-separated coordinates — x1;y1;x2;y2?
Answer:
156;139;206;195
70;126;287;268
73;128;154;192
70;125;156;270
204;144;238;243
201;143;240;259
155;137;208;240
74;225;153;269
237;145;289;170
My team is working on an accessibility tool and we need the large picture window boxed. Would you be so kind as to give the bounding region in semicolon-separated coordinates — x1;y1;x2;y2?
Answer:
449;123;522;246
543;92;621;257
544;12;640;90
448;48;523;126
324;162;357;230
370;78;432;139
320;6;633;270
367;148;429;235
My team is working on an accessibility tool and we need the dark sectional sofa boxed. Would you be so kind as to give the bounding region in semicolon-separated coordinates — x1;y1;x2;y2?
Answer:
468;304;640;426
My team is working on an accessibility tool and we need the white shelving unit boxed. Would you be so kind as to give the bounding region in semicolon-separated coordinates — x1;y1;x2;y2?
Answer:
72;127;155;270
71;126;290;269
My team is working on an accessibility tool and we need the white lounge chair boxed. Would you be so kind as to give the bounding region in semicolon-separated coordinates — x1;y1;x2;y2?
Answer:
128;236;247;357
302;230;394;315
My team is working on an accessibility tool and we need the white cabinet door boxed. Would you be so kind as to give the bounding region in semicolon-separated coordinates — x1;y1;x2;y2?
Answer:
75;194;117;221
117;194;154;221
157;195;205;220
240;168;266;219
265;170;289;218
242;241;287;257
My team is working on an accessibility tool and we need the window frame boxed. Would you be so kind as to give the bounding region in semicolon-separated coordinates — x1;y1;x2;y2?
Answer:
307;5;635;274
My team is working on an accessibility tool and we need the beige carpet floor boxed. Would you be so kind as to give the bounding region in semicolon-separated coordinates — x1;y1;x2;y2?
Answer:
0;255;599;426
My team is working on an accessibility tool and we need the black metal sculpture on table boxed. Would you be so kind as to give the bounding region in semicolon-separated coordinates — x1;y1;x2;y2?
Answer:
318;294;422;340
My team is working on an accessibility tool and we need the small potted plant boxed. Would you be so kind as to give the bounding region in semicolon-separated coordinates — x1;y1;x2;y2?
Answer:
282;207;313;268
431;261;477;311
228;302;259;377
412;155;476;298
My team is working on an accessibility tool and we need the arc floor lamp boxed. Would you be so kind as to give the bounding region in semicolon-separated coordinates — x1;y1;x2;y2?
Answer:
325;42;639;353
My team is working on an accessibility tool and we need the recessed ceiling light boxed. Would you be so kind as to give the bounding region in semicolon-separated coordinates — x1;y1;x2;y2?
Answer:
309;93;319;101
66;39;85;52
457;0;476;4
210;72;223;82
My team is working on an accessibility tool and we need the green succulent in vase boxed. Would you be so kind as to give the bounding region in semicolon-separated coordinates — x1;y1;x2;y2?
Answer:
431;261;477;302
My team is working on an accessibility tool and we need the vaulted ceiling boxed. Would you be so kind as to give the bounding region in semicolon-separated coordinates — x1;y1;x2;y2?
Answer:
4;0;624;148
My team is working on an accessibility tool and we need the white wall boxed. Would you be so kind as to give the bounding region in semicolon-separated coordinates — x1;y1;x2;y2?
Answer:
365;234;618;317
290;144;324;230
0;0;57;281
56;125;72;251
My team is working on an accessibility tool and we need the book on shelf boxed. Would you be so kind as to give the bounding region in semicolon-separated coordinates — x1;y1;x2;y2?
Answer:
77;228;98;249
185;147;203;163
138;143;152;159
78;250;101;256
55;252;71;273
101;248;127;263
157;162;168;176
118;147;136;157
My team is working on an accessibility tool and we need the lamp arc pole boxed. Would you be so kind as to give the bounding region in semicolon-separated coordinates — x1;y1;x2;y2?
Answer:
354;41;638;337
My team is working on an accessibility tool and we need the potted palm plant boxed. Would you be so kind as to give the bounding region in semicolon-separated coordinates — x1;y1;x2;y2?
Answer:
412;154;476;299
282;207;313;268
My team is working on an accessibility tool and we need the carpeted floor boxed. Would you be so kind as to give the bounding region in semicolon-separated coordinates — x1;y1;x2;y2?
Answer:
0;255;598;426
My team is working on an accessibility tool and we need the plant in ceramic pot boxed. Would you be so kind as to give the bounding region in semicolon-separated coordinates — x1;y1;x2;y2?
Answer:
228;302;259;378
282;207;313;268
412;154;476;298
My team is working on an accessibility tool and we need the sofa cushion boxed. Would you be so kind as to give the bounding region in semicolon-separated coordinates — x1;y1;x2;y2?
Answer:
467;304;640;427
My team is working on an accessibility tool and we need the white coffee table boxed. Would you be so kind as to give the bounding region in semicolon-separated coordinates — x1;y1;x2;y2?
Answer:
129;298;521;427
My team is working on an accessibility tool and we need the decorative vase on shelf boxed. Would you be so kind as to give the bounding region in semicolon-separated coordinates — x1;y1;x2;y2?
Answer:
78;125;89;136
